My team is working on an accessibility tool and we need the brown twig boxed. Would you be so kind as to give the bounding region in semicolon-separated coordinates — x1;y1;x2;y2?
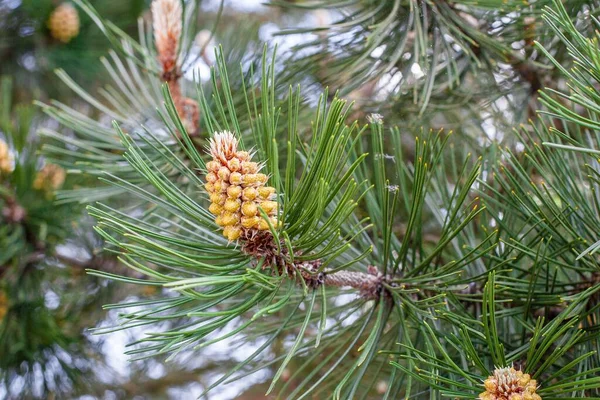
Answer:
152;0;200;136
240;230;388;300
322;267;386;299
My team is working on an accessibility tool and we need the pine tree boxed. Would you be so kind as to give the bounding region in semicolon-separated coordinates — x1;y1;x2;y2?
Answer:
0;75;94;397
4;0;600;398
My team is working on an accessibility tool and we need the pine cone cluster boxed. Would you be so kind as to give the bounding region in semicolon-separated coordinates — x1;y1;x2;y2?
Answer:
33;164;66;193
205;131;278;241
0;139;12;174
480;367;541;400
47;3;80;43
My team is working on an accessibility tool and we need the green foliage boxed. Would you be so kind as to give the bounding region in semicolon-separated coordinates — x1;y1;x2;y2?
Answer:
269;0;600;137
0;0;144;101
73;42;495;397
394;272;600;398
272;0;571;107
0;77;74;264
11;0;600;398
38;0;262;205
0;77;89;397
389;0;600;396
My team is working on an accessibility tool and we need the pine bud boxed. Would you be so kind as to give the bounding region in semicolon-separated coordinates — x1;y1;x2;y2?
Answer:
208;203;223;215
479;367;540;400
217;167;231;181
47;3;80;43
223;225;242;241
260;201;278;214
221;212;239;226
242;187;257;201
151;0;182;72
224;199;241;212
241;161;258;174
152;0;199;136
206;172;218;183
0;140;13;174
258;186;275;200
226;185;242;199
206;161;220;172
241;201;258;217
205;131;279;241
241;216;259;229
33;164;66;193
230;172;243;185
209;193;226;205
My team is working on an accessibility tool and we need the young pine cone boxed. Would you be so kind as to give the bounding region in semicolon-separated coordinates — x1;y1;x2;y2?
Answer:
205;131;278;241
479;367;541;400
48;3;80;43
33;164;66;193
0;139;12;174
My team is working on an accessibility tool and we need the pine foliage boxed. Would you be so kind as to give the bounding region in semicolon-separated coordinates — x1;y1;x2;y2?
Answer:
3;0;600;398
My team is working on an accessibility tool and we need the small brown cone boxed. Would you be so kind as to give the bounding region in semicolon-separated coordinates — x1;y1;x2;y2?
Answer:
48;3;80;43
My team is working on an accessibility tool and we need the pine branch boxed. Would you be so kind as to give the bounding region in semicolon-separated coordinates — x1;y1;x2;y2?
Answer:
322;267;385;299
28;0;600;397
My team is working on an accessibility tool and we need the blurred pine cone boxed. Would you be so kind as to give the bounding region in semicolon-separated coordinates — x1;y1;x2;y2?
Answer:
47;3;80;43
